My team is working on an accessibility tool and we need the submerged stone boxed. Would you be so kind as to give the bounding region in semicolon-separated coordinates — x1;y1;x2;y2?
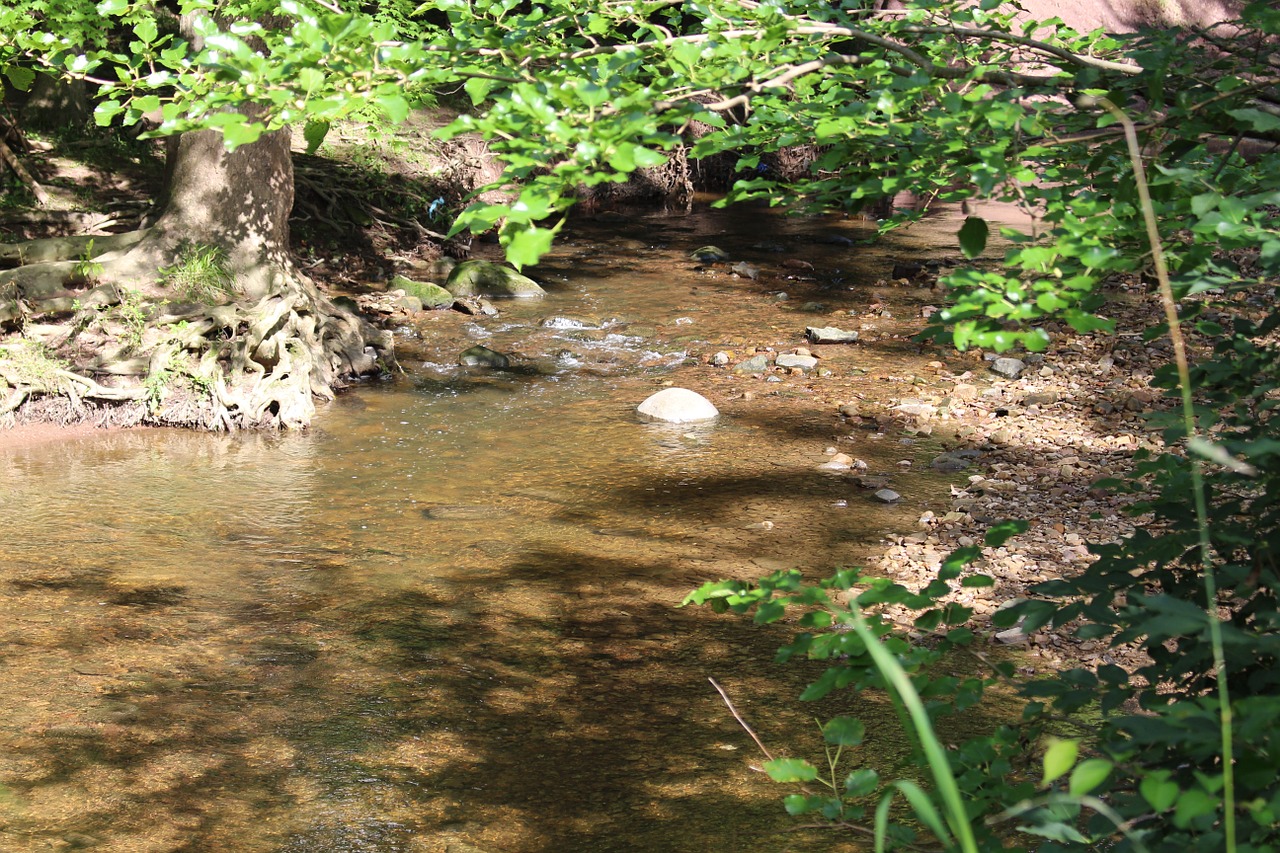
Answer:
636;388;719;423
423;505;513;520
459;345;510;369
541;314;600;330
446;260;546;299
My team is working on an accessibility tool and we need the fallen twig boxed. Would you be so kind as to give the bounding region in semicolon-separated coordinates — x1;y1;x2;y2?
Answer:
709;677;773;761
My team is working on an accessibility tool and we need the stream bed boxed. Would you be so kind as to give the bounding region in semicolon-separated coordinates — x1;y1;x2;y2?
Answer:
0;204;978;852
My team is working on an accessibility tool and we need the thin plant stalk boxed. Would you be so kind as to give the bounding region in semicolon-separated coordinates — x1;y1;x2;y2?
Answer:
1094;95;1236;850
849;607;980;853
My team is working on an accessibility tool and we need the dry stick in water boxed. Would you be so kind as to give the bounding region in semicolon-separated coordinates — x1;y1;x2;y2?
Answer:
709;677;773;761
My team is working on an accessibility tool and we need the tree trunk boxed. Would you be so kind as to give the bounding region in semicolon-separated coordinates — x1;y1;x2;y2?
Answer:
154;125;295;300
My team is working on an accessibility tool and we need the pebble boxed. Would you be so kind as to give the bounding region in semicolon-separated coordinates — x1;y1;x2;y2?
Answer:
731;354;770;374
806;326;860;344
1023;391;1059;406
873;488;902;503
990;357;1026;379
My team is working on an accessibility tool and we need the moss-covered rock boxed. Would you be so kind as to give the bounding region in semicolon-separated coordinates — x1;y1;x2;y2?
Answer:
458;345;510;369
445;260;545;299
390;275;454;310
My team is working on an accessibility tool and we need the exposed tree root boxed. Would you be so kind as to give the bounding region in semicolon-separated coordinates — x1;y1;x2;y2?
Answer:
0;135;50;206
0;228;393;431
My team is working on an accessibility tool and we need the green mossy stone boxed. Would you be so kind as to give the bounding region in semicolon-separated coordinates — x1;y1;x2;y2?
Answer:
690;245;731;263
390;275;454;309
445;260;545;299
458;345;511;370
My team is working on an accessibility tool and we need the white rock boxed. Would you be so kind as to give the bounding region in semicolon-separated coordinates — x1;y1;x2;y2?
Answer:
776;353;818;370
995;627;1030;645
636;388;719;423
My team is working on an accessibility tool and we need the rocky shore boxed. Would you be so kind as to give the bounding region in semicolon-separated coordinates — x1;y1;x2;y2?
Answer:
692;268;1173;676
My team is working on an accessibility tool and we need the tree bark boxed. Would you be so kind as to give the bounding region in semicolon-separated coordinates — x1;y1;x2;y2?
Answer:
154;124;295;299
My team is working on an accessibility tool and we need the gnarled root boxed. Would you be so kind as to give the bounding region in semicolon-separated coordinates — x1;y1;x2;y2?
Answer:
0;230;393;431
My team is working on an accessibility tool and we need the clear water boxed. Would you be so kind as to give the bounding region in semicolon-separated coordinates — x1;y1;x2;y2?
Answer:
0;204;968;852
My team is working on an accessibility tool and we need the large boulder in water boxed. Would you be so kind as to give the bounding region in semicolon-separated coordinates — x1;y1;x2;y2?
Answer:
445;260;546;299
636;388;719;423
390;275;454;309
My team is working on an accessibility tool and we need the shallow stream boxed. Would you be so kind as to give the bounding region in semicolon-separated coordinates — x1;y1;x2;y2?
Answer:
0;204;976;852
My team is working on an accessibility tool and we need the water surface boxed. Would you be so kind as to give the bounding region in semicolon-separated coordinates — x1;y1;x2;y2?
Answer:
0;205;969;852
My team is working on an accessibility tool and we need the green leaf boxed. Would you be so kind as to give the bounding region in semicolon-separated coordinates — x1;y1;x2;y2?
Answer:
1227;107;1280;133
378;94;410;124
220;121;263;151
1172;787;1219;828
1041;738;1078;786
631;146;667;169
132;94;161;114
764;757;819;783
958;216;989;259
938;546;980;579
822;716;866;746
1188;436;1257;475
607;142;639;172
464;76;495;107
303;119;330;155
574;80;609;109
891;781;952;847
783;793;826;816
844;768;879;797
97;0;128;14
1140;773;1180;812
502;223;558;270
93;100;125;126
4;66;35;92
1019;821;1090;844
134;18;158;45
1068;758;1112;796
985;520;1028;547
298;67;324;94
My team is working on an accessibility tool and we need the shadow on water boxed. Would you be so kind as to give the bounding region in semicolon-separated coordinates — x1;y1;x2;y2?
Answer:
0;203;1027;852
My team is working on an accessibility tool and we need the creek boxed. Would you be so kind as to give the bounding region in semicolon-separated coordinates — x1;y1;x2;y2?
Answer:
0;203;971;852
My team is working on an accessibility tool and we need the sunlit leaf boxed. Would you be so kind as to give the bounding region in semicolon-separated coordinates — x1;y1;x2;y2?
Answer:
764;758;819;783
1042;738;1078;786
1068;758;1112;796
